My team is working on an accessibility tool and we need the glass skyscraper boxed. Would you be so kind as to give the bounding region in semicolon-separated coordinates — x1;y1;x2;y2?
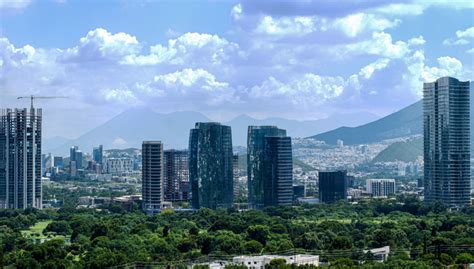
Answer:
189;122;233;209
262;135;293;207
423;76;471;208
247;126;290;208
0;108;42;209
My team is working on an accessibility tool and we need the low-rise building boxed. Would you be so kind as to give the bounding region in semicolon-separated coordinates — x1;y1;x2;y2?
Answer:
233;254;319;269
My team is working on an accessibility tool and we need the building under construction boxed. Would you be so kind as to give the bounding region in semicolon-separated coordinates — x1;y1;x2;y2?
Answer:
0;108;42;209
163;149;189;202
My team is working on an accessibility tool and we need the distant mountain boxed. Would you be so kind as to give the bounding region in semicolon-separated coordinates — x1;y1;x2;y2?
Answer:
226;111;379;146
371;137;423;163
49;108;211;155
312;82;474;146
48;108;379;155
310;101;423;145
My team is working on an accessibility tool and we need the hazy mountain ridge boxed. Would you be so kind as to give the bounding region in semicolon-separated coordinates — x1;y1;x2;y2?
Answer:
45;108;379;155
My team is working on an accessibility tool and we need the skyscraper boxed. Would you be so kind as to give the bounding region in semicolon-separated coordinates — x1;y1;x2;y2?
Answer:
142;141;164;214
262;136;293;207
0;108;42;209
163;149;189;202
189;122;233;209
93;145;103;165
319;170;347;203
247;126;290;208
423;76;471;208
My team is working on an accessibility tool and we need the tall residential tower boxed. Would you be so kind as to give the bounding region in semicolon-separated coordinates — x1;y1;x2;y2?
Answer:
0;108;42;209
189;122;233;209
423;77;471;208
142;141;164;214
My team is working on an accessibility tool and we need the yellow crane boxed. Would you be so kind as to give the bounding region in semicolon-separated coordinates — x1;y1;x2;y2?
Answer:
17;95;69;109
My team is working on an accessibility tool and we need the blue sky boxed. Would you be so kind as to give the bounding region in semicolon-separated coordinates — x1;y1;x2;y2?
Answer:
1;0;473;139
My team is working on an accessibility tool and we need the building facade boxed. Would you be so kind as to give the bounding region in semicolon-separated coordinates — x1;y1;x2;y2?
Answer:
319;170;347;203
0;108;42;209
366;179;396;197
189;122;233;209
262;136;293;207
247;126;287;209
423;77;471;208
142;141;164;214
163;149;189;202
105;158;133;176
93;145;103;165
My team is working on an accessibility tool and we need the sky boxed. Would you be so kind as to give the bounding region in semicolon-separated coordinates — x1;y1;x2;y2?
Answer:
1;0;473;139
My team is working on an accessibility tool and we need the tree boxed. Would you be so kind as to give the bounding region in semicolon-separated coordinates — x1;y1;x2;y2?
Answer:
246;225;270;245
455;253;474;265
244;240;263;254
266;258;286;269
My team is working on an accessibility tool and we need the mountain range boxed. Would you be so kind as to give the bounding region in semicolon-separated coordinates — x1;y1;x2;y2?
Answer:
45;109;378;155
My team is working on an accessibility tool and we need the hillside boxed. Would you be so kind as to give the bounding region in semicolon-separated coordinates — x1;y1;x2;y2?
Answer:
310;101;422;145
371;137;423;163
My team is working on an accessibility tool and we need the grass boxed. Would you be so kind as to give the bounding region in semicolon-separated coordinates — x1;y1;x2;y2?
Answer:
21;220;70;244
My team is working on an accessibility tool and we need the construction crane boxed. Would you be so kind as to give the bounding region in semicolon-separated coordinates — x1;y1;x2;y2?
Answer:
17;95;69;109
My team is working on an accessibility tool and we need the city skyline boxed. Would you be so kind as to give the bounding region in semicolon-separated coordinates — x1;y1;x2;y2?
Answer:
1;0;473;140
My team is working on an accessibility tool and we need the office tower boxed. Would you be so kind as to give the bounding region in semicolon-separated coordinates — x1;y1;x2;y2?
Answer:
54;156;64;169
189;122;233;209
319;170;347;203
70;146;78;163
247;126;287;209
366;179;396;197
142;141;164;214
0;108;42;209
75;150;83;169
163;149;189;202
93;145;103;165
262;136;293;207
424;77;470;208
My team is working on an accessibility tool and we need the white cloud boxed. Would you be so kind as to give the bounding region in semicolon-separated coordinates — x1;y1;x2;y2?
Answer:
456;27;474;38
63;28;141;62
122;32;241;66
467;48;474;54
254;16;317;36
359;58;390;79
231;3;242;20
334;13;400;37
137;68;236;106
100;88;139;104
443;27;474;46
408;36;426;46
0;0;31;10
250;74;345;106
344;32;410;59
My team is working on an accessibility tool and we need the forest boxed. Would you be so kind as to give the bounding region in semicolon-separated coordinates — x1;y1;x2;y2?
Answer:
1;196;473;268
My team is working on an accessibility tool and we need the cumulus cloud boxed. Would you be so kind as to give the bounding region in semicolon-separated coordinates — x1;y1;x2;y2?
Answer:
333;13;400;37
122;32;241;66
63;28;141;62
344;32;410;59
443;26;474;46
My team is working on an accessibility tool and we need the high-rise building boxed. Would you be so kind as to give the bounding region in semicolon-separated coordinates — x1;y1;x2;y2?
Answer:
54;156;64;169
319;170;347;203
163;149;189;202
75;150;83;169
142;141;164;214
189;122;233;209
247;126;287;209
423;77;471;208
0;108;42;209
93;145;103;165
366;179;396;197
262;136;294;207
